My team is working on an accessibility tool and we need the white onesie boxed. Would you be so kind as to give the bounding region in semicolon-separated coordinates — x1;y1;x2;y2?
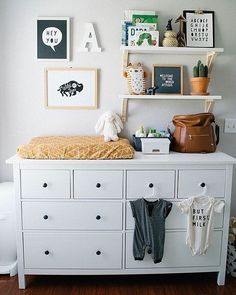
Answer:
177;196;224;255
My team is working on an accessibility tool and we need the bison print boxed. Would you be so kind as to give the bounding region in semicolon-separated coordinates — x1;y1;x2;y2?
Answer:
58;80;83;97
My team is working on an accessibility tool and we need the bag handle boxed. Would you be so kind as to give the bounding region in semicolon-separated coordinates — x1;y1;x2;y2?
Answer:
215;124;220;145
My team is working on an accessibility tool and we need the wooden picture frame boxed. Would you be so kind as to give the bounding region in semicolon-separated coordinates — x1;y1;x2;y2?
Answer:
45;68;98;109
152;65;183;94
183;10;215;48
37;17;70;60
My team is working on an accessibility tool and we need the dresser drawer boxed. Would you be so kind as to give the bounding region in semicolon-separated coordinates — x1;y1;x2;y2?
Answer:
21;170;71;199
24;232;122;269
126;231;222;268
178;169;226;198
125;202;223;230
126;171;175;199
74;170;123;199
22;201;122;230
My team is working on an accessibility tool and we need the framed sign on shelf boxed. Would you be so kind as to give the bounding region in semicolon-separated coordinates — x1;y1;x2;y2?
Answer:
152;65;183;95
45;68;98;109
183;10;215;48
37;17;70;60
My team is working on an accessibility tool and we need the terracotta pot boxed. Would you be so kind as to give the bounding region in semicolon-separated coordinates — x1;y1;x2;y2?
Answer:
190;77;210;95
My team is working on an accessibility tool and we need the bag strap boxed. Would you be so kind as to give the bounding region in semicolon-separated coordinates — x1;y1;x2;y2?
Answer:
215;124;220;145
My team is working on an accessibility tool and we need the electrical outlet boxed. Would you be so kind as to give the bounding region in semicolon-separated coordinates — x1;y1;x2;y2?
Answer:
224;118;236;133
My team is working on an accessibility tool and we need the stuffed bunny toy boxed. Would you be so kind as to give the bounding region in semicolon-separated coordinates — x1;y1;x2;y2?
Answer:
95;111;123;142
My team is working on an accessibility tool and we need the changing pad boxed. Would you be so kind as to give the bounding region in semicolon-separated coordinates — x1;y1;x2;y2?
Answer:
17;136;134;160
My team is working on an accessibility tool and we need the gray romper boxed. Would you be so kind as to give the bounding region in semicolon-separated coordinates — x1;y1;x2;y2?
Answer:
130;198;172;263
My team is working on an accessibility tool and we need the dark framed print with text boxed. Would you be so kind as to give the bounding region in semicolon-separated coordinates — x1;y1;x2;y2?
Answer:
37;17;70;60
152;65;183;95
183;10;214;48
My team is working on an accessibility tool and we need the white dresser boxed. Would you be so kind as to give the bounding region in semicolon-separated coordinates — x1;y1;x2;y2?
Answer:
7;152;236;289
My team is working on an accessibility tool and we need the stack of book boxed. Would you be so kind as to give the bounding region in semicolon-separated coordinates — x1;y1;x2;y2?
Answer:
121;10;159;47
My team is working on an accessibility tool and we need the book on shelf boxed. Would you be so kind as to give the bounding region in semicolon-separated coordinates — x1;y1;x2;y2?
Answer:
122;10;158;47
124;10;156;21
136;23;157;30
135;31;159;47
128;26;152;46
121;21;132;46
132;14;158;26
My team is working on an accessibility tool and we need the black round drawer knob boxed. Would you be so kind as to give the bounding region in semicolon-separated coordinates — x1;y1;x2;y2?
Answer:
43;183;48;188
96;250;101;255
96;183;101;188
147;248;152;254
96;215;101;220
44;250;50;256
43;215;48;220
200;182;206;188
149;183;154;188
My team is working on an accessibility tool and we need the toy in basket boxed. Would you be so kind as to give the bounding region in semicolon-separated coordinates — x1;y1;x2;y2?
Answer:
227;217;236;277
133;127;172;154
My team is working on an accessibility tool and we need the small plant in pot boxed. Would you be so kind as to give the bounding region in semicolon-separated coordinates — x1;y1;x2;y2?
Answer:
191;60;210;95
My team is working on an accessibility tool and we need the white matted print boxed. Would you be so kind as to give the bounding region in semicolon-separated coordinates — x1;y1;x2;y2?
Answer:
183;10;214;48
45;68;98;109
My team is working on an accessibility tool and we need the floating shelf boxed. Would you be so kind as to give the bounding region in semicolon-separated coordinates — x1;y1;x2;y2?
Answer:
120;46;224;55
120;95;222;122
121;46;224;72
119;94;222;100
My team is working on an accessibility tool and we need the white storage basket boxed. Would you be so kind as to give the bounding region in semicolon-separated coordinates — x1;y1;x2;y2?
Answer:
141;137;170;154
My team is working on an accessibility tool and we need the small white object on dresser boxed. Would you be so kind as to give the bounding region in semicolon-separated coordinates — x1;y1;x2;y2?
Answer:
7;152;236;289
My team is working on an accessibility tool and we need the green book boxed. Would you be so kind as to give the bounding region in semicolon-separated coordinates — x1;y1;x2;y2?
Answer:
132;14;158;25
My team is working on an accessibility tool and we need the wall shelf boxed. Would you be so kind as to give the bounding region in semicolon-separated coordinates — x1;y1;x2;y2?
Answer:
120;46;224;121
120;95;222;122
121;46;224;74
120;46;224;55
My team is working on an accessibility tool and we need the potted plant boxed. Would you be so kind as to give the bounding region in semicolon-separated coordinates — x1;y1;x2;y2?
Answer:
190;60;210;95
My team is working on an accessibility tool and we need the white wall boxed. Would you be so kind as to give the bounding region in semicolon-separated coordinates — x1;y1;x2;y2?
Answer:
1;0;236;214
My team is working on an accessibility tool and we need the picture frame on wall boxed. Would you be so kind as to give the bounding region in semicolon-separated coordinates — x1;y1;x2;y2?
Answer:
152;65;183;95
45;68;98;109
183;10;215;48
37;17;70;60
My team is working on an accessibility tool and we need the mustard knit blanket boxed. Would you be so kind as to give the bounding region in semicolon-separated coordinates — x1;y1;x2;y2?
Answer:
17;136;134;160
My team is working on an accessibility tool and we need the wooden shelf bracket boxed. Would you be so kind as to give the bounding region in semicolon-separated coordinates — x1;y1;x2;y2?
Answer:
121;98;128;122
122;49;129;71
207;52;218;77
204;99;215;112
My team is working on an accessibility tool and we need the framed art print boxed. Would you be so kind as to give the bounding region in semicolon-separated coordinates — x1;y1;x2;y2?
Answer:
45;68;98;109
152;65;183;94
183;10;215;48
37;17;70;60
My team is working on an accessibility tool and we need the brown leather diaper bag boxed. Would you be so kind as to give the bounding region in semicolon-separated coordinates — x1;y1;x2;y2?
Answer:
172;113;219;153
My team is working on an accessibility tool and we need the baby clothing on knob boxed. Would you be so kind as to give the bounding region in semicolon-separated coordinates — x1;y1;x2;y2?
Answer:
177;196;224;256
130;198;172;263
